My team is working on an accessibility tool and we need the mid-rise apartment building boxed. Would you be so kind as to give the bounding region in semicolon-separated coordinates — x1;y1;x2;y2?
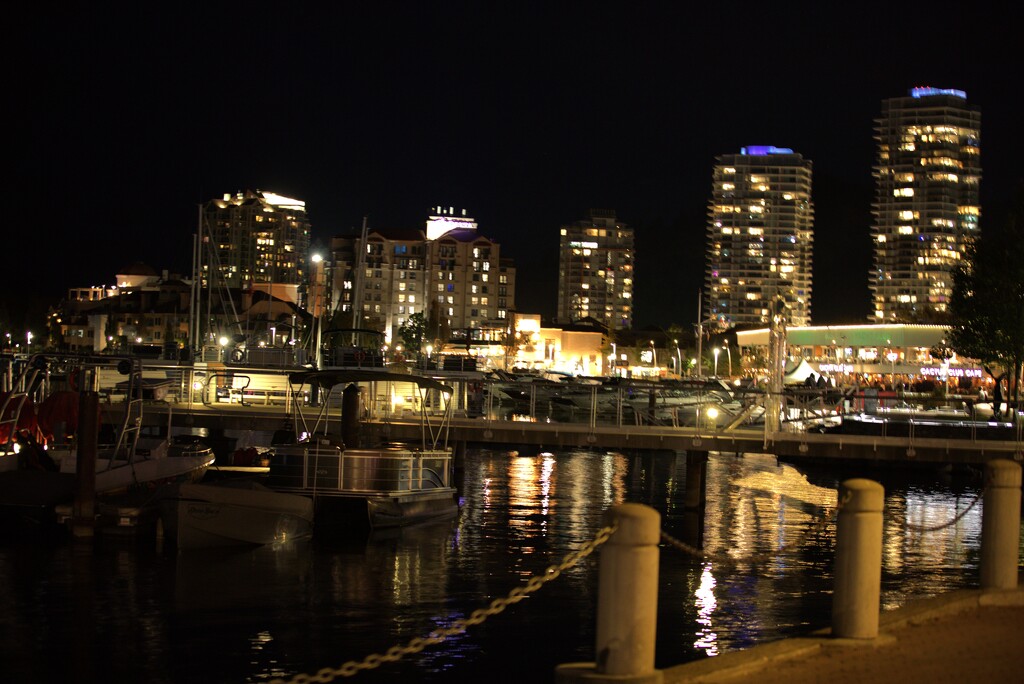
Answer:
200;190;312;305
329;207;516;342
556;209;634;330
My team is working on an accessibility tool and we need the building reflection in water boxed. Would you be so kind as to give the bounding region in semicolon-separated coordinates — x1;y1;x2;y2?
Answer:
693;562;719;655
692;453;840;655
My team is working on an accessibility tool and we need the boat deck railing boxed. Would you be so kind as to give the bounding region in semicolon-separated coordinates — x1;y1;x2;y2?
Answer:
268;444;453;495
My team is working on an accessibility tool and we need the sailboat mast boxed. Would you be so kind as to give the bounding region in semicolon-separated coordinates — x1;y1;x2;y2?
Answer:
191;204;203;358
696;289;703;379
351;215;369;344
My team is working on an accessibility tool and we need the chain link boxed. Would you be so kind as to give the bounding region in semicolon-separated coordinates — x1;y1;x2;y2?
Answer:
269;521;619;683
661;490;850;565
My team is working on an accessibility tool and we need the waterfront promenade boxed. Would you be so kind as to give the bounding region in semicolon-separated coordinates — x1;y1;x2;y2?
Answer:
661;583;1024;683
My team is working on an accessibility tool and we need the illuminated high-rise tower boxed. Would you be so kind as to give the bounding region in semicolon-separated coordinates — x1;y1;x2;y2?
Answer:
870;87;981;323
556;209;634;330
705;147;814;329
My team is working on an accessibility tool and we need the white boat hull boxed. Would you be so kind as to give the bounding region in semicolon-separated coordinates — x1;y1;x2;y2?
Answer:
57;440;215;494
174;482;314;549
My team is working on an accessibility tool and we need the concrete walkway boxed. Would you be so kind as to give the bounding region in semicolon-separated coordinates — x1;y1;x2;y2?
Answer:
662;584;1024;683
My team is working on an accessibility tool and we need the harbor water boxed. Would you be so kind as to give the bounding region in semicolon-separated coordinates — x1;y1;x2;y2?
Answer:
0;447;1010;683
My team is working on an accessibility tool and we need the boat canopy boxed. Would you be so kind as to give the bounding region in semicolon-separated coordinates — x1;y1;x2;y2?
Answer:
287;370;453;395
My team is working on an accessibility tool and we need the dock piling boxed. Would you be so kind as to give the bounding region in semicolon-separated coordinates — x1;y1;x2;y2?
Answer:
556;503;663;683
980;459;1022;590
831;478;884;639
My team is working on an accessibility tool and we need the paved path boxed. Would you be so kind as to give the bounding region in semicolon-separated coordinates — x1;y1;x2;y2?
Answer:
662;586;1024;684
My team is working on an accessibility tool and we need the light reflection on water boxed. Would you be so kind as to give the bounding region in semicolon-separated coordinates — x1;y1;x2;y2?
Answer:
0;448;1013;683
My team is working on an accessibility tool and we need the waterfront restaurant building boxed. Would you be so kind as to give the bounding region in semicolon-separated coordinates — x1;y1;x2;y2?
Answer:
735;324;985;387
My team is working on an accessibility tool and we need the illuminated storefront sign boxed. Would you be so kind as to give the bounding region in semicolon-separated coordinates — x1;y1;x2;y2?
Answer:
818;363;854;374
919;366;983;378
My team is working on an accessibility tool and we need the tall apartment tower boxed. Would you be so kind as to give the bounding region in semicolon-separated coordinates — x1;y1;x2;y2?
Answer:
200;190;312;304
870;87;981;323
705;146;814;329
556;209;634;330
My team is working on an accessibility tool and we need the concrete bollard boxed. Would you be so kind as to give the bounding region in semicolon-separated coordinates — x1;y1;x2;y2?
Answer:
980;459;1022;590
555;503;663;684
831;478;884;639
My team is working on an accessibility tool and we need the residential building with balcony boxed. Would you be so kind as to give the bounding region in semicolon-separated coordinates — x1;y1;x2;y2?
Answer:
329;207;516;344
869;87;981;323
200;190;312;306
705;146;814;329
556;209;634;330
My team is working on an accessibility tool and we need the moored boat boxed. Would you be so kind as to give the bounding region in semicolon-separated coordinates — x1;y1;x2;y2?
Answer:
166;480;314;549
266;369;459;530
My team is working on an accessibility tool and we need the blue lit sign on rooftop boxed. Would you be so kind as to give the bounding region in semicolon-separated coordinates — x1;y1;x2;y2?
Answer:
911;87;966;99
741;146;794;156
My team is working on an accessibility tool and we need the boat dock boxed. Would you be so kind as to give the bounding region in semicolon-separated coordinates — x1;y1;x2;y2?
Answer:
101;398;1024;467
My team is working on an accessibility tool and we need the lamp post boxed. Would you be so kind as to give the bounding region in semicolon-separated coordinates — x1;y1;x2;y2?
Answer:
674;339;681;379
26;331;32;351
650;340;657;371
886;351;898;389
713;347;720;377
311;253;325;369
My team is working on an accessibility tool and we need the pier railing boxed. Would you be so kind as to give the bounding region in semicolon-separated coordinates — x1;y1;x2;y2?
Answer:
7;355;1022;463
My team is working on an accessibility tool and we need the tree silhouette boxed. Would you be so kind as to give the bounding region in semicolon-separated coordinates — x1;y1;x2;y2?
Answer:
948;181;1024;404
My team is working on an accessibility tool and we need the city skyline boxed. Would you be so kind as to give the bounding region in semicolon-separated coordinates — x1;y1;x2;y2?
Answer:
10;4;1022;332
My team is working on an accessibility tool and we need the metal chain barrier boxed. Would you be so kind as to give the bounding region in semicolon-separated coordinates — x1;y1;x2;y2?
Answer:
902;476;990;533
660;490;851;566
268;521;619;683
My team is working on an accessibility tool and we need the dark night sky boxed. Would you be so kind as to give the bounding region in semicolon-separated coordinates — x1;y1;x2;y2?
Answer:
8;3;1023;333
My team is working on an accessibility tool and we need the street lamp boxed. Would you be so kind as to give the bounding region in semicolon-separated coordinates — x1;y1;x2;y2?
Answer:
674;339;681;378
725;344;732;377
650;340;657;370
886;351;898;389
713;347;720;377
